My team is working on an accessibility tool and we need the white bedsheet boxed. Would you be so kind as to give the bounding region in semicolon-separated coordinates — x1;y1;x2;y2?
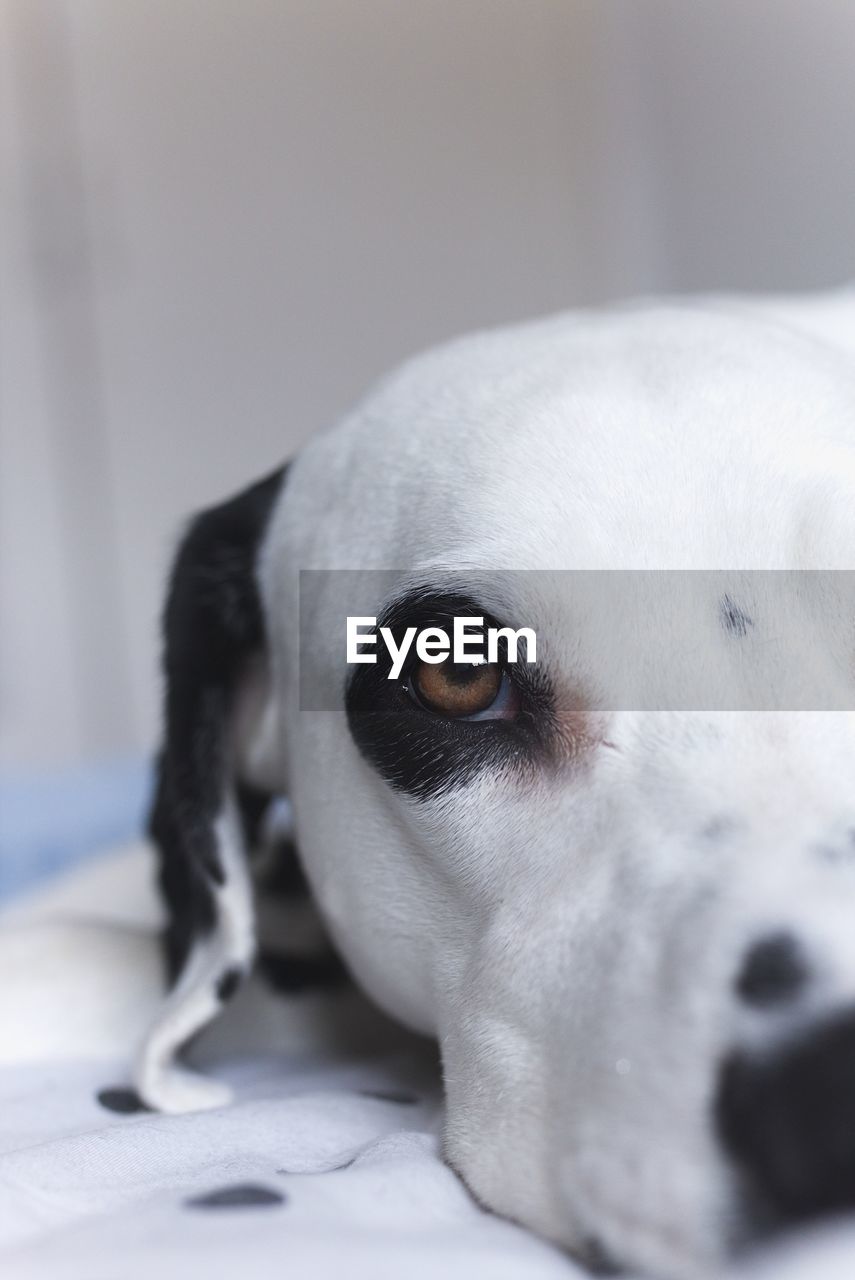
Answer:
1;844;854;1279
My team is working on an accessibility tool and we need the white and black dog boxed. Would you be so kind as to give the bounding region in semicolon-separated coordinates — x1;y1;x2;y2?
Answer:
135;291;855;1278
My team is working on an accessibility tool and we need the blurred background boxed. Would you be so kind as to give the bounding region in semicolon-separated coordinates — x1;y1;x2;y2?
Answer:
2;0;855;891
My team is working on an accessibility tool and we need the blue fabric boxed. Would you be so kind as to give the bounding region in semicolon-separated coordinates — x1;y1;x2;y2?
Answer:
0;758;152;899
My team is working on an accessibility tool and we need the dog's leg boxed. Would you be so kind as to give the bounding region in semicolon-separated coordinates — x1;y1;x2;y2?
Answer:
134;466;287;1113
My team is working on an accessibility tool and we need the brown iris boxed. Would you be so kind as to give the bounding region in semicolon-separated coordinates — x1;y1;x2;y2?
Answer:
412;658;503;718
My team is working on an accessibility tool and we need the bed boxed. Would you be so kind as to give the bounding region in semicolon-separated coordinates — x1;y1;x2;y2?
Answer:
0;764;851;1278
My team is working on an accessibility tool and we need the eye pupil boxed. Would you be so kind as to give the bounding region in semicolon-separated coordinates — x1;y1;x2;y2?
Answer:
412;658;502;718
439;662;488;688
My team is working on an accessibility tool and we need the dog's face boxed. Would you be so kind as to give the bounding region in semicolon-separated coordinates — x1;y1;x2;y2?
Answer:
138;298;855;1278
262;302;855;1276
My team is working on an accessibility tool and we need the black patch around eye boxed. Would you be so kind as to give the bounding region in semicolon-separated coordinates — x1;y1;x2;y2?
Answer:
345;589;555;801
97;1087;151;1115
720;594;754;637
185;1183;285;1209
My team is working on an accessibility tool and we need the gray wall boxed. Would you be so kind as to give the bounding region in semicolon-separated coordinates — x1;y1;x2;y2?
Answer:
2;0;854;768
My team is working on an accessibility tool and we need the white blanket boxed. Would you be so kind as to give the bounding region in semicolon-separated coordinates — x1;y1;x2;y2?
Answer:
0;846;853;1279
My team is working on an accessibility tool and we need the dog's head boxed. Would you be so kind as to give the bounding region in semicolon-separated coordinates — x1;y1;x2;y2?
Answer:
144;298;855;1277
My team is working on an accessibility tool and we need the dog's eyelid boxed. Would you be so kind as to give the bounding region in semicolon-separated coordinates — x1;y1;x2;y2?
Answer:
376;592;537;680
378;589;496;632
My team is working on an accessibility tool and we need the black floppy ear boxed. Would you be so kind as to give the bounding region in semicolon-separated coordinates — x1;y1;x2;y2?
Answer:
134;464;287;1113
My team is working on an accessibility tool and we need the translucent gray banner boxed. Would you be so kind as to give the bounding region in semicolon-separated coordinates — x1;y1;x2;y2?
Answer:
298;569;855;711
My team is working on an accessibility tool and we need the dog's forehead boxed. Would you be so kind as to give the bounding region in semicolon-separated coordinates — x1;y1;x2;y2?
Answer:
279;301;855;585
370;299;855;438
347;304;855;571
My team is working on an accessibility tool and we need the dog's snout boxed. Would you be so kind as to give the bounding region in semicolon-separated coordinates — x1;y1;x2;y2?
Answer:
716;1011;855;1223
736;932;808;1008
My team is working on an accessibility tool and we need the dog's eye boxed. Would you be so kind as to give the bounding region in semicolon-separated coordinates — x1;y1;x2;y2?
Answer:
408;659;517;720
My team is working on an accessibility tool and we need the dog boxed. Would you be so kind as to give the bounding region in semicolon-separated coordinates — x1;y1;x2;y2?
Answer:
134;289;855;1278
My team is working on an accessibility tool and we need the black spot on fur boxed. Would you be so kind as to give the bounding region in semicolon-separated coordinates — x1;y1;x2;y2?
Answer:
97;1087;151;1115
185;1183;285;1209
699;814;739;842
359;1089;418;1106
815;831;855;866
216;967;243;1003
149;465;287;983
257;949;348;994
717;1009;855;1222
736;933;808;1008
720;594;753;638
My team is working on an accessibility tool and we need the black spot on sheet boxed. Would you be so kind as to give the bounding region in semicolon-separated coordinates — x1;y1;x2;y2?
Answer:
185;1183;286;1210
360;1089;418;1106
719;593;753;638
97;1087;151;1115
216;966;243;1003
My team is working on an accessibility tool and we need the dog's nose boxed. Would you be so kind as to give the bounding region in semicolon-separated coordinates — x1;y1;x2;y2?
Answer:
716;1010;855;1222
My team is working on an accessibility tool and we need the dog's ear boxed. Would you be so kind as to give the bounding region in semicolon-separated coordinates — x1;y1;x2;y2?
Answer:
134;464;287;1113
